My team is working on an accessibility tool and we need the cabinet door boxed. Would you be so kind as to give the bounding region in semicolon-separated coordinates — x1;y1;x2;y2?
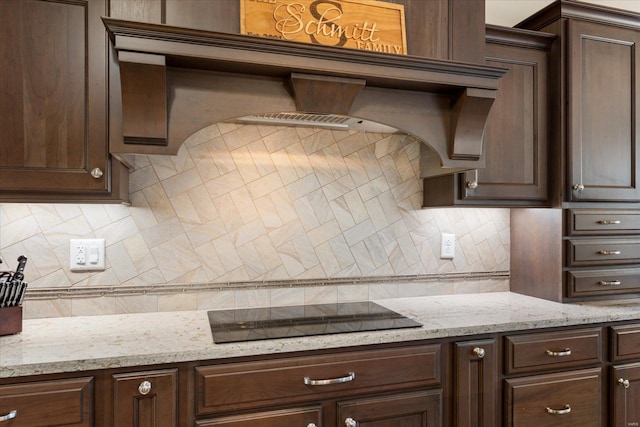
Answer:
567;20;640;202
0;377;93;427
337;390;442;427
612;363;640;427
195;406;321;427
461;32;551;205
454;339;496;427
112;369;178;427
0;0;126;202
505;368;602;426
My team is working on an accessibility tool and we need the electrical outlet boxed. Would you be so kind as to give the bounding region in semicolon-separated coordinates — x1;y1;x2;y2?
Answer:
70;239;105;271
440;233;455;259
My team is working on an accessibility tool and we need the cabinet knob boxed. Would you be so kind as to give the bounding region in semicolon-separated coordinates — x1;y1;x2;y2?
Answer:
545;404;571;415
572;183;584;192
307;424;318;427
345;417;357;427
619;378;630;389
0;410;17;422
90;168;104;179
138;380;152;395
472;347;485;358
466;180;478;189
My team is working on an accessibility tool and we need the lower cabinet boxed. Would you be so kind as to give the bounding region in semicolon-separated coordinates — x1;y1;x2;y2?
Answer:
611;363;640;427
505;368;602;426
0;377;94;426
453;339;497;427
112;368;178;427
194;344;443;427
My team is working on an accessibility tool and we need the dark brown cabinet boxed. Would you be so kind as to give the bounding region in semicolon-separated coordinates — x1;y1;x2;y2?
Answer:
194;344;442;427
611;324;640;427
453;339;497;427
566;21;640;202
112;369;178;427
0;0;128;203
422;25;555;207
0;377;93;427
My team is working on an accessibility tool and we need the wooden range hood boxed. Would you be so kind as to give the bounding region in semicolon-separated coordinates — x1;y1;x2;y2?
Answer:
104;18;507;177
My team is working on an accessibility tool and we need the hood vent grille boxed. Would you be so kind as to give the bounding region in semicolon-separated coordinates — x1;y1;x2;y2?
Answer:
237;112;359;129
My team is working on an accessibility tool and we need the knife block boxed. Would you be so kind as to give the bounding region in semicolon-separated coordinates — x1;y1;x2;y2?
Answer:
0;305;22;336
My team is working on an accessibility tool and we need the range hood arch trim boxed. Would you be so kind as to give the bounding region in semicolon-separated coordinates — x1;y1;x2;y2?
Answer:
104;18;507;175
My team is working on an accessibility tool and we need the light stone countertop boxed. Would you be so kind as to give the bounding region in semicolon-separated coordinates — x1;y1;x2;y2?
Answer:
3;292;640;379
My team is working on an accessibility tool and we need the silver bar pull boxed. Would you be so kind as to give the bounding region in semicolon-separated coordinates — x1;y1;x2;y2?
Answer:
619;378;630;389
546;404;571;415
598;280;621;286
0;410;17;422
345;417;357;427
545;348;572;357
304;372;355;386
473;347;485;358
598;220;621;225
598;250;621;255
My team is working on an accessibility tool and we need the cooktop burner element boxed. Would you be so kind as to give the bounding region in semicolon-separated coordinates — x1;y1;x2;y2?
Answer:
208;301;422;343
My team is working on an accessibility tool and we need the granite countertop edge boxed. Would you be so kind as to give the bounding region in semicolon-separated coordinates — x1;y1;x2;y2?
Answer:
3;292;640;378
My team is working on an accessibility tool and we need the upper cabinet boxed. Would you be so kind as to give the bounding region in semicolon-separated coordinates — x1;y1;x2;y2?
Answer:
422;25;556;207
566;21;640;202
0;0;128;203
518;0;640;204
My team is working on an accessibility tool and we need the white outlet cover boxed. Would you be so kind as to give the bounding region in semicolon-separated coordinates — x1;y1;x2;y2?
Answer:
440;233;455;259
70;239;105;271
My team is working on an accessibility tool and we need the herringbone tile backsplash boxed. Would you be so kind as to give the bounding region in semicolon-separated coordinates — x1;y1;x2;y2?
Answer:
0;123;509;318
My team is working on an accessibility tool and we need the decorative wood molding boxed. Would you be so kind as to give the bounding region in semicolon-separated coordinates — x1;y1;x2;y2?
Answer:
103;17;507;173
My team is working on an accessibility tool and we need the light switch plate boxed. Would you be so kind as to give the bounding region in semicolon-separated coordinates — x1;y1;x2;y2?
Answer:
70;239;105;271
440;233;455;259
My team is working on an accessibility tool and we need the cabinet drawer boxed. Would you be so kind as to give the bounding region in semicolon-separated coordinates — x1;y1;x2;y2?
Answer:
567;209;640;235
567;238;640;267
0;377;93;427
195;406;321;427
611;324;640;361
567;267;640;298
505;328;602;375
505;368;601;426
195;344;441;416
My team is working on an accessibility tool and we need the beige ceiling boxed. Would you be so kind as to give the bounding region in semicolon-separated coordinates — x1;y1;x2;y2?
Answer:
486;0;640;26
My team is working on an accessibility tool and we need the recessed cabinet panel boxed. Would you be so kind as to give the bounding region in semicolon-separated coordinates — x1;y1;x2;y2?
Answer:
0;377;93;427
568;20;640;202
611;364;640;427
567;268;640;298
195;406;322;427
567;238;640;267
505;368;602;426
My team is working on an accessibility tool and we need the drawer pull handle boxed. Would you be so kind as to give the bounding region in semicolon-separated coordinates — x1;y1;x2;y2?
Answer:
138;380;152;395
619;378;630;389
598;250;621;255
473;347;485;358
345;417;357;427
0;410;16;422
545;348;572;357
598;280;621;286
598;220;621;225
304;372;355;386
546;404;571;415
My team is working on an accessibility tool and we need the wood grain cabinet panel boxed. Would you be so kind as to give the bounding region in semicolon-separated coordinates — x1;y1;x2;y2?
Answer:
195;345;440;416
567;20;640;202
567;210;640;236
453;339;497;427
505;328;602;375
195;406;322;427
611;363;640;427
0;0;128;203
505;368;602;427
112;369;178;427
422;25;554;207
0;377;93;427
567;268;640;298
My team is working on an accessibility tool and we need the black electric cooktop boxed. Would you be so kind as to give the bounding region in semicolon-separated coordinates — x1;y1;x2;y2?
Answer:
207;301;422;343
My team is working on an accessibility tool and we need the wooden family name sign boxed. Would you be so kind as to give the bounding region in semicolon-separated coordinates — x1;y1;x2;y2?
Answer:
240;0;407;54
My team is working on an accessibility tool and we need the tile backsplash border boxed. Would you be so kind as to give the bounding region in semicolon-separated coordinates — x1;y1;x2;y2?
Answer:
22;271;509;319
